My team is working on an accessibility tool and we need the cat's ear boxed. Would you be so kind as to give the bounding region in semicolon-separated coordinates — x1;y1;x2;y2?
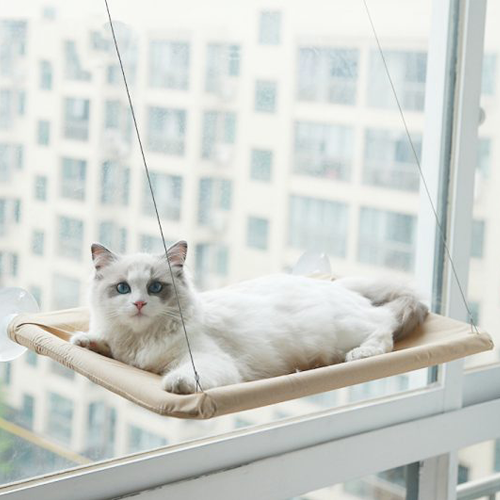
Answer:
166;240;188;267
91;243;117;271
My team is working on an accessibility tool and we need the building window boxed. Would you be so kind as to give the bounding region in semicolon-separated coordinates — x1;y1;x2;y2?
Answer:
142;172;182;221
1;363;12;385
0;90;13;129
149;40;189;90
205;43;240;96
40;60;52;90
53;274;80;309
294;121;353;181
469;301;480;326
358;207;416;272
0;21;27;77
19;394;35;430
471;219;485;258
87;402;116;459
0;198;21;236
58;216;83;260
140;234;166;254
17;91;26;115
289;195;348;258
247;216;269;250
297;47;358;105
64;40;91;81
0;143;23;181
258;11;281;45
481;53;496;96
61;157;86;201
50;359;75;380
34;175;47;201
250;149;272;182
495;439;500;472
37;120;50;146
255;80;277;113
107;64;121;85
198;178;232;227
458;464;470;485
46;392;74;445
98;221;127;254
201;111;236;160
476;138;491;178
104;100;132;144
25;350;38;367
128;425;167;454
195;244;229;284
32;230;45;256
100;161;129;206
368;50;427;111
363;128;421;191
147;107;186;155
0;251;19;278
63;97;90;141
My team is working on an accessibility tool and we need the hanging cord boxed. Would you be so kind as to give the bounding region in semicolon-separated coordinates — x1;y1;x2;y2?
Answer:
362;0;480;335
103;0;203;390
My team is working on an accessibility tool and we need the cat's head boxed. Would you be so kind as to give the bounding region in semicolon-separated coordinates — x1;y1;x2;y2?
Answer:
89;241;192;331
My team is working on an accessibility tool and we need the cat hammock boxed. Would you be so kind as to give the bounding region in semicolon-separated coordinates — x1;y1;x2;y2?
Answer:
6;299;493;419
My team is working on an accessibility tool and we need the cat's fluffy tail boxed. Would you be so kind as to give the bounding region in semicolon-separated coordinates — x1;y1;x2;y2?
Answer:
338;276;429;341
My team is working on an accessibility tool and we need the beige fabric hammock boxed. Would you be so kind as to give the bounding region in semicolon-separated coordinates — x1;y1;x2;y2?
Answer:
7;305;493;419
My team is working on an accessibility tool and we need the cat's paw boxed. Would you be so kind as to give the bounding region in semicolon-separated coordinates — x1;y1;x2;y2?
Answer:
345;346;385;362
161;371;198;394
70;332;112;357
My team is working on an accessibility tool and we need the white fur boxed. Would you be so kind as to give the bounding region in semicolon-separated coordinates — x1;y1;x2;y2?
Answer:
71;242;428;394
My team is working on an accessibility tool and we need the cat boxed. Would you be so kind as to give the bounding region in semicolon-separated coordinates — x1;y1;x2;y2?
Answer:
70;241;428;394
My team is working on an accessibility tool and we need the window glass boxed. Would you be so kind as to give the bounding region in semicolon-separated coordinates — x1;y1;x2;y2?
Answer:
32;229;45;256
149;41;189;90
63;98;90;141
58;216;83;260
294;122;353;181
255;80;277;113
147;107;186;155
0;0;436;485
247;216;269;250
363;129;421;191
297;47;358;105
206;43;240;96
61;157;86;201
466;10;500;368
258;11;281;45
46;392;74;445
368;50;427;111
250;149;272;181
37;120;50;146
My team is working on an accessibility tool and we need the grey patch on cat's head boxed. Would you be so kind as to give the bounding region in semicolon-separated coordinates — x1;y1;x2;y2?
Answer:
91;243;118;278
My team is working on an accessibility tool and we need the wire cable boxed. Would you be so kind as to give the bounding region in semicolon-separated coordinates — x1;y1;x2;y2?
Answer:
103;0;203;390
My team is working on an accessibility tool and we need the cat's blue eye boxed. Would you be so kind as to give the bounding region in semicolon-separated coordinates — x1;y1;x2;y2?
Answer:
148;281;163;294
116;282;131;294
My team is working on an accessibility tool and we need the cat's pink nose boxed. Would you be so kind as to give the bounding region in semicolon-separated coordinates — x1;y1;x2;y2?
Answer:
134;301;147;311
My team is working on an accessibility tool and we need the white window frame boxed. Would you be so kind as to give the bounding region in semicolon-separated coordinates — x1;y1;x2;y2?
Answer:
1;1;498;500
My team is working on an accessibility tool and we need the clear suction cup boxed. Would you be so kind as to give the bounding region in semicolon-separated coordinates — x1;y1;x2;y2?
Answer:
292;251;332;276
0;287;39;362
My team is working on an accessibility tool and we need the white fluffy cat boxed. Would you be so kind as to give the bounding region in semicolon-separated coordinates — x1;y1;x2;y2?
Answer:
71;241;428;394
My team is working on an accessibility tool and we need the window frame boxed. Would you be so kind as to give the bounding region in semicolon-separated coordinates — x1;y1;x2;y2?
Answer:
1;1;497;500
